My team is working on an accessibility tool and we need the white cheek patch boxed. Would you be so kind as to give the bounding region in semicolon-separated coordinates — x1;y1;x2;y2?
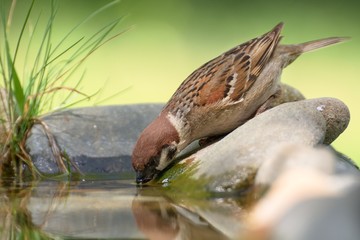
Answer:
156;142;178;171
156;147;170;171
167;113;189;149
167;113;184;134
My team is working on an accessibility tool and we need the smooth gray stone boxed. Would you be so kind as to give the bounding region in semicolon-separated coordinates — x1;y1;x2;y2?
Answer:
25;104;163;176
255;144;360;186
271;184;360;240
163;98;354;192
331;148;360;175
254;144;336;186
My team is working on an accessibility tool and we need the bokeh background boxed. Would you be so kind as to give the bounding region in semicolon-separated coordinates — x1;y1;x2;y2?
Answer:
3;0;360;164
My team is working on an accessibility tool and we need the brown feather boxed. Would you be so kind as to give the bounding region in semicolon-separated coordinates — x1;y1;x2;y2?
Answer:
164;23;283;117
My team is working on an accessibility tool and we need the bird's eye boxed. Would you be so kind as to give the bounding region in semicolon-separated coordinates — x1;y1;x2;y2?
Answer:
163;144;177;160
168;145;177;159
149;155;160;166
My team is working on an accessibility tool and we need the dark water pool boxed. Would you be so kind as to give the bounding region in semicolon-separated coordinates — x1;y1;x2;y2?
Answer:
0;178;250;239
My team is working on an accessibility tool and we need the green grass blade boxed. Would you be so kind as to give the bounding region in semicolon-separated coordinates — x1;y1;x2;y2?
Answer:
5;54;25;116
0;0;125;180
52;70;87;110
0;49;8;88
23;10;42;83
59;90;98;110
52;20;123;89
29;1;56;85
11;65;25;116
46;37;84;67
94;86;132;106
11;0;35;66
49;0;120;57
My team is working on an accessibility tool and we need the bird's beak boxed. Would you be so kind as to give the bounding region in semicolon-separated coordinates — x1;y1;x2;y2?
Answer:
136;171;152;184
136;168;159;184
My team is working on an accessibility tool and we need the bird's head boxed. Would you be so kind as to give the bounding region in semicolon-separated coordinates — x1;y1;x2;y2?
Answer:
132;114;180;184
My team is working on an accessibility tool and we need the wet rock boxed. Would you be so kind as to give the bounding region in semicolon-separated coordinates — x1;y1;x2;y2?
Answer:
268;83;305;108
255;144;359;188
250;144;360;240
246;143;359;239
271;184;360;240
245;166;360;240
331;148;360;175
159;98;354;192
25;104;163;176
255;144;336;186
23;83;305;178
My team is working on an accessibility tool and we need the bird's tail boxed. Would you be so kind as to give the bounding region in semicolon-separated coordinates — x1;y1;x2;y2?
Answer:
299;37;349;53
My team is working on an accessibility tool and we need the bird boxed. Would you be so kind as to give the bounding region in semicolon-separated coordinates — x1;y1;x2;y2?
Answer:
132;22;347;184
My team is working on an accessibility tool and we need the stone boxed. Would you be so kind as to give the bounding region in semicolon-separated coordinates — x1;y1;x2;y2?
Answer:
158;98;354;192
255;144;336;186
245;167;360;240
23;83;303;177
270;184;360;240
268;83;305;108
247;143;358;237
25;104;163;176
255;144;359;187
23;83;305;178
332;148;360;175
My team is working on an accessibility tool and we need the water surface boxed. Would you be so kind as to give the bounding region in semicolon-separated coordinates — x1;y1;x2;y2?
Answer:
0;178;250;239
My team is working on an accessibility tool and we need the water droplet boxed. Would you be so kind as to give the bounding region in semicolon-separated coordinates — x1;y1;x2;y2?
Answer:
161;178;170;186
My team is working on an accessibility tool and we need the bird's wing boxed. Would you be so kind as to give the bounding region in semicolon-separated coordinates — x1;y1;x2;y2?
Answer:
164;23;283;118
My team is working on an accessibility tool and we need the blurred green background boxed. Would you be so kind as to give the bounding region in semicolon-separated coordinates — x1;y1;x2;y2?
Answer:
3;0;360;164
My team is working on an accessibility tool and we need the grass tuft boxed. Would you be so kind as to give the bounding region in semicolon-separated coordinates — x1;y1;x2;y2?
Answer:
0;0;124;179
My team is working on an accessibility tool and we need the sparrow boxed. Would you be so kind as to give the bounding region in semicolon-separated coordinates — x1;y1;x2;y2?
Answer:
132;22;346;184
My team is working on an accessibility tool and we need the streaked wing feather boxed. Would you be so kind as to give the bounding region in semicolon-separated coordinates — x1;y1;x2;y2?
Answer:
164;23;283;118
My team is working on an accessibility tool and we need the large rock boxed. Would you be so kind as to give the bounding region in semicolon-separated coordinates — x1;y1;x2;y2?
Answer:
25;96;357;185
158;98;356;192
23;83;304;177
246;152;360;240
271;184;360;240
25;104;163;176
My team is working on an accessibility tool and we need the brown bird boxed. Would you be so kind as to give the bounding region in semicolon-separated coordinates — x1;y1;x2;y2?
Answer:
132;22;346;184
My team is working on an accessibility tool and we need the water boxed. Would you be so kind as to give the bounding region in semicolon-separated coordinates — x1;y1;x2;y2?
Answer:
0;178;252;240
